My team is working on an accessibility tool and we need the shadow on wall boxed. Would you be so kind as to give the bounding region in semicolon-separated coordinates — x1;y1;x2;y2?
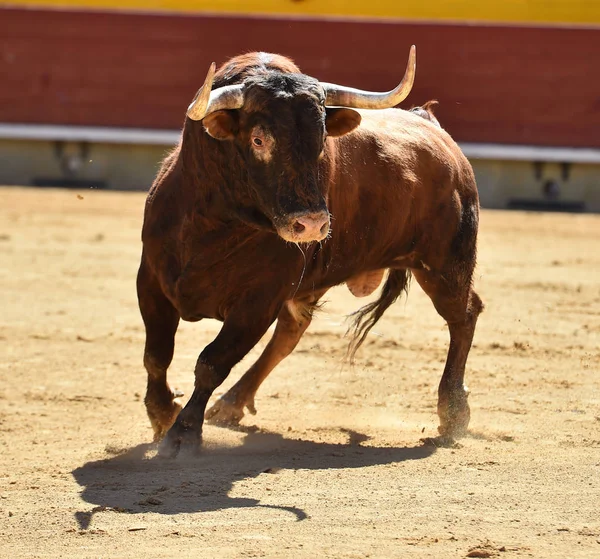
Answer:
72;427;436;529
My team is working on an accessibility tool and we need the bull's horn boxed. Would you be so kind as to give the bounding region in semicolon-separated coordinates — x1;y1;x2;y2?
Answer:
322;45;416;109
186;62;245;121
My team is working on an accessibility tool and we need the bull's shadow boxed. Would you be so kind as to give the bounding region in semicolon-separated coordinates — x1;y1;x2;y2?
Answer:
72;427;436;529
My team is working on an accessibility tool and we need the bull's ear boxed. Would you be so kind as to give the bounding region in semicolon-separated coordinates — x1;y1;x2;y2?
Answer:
325;108;361;137
202;110;239;140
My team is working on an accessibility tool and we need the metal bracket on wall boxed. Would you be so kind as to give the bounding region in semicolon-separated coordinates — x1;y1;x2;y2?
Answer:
53;141;90;177
33;141;106;188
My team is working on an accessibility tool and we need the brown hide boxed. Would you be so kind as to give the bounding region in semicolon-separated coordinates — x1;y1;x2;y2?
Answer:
138;52;482;456
143;114;474;314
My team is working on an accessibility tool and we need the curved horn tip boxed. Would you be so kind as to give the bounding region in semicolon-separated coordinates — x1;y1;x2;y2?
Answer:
187;62;218;121
204;62;216;86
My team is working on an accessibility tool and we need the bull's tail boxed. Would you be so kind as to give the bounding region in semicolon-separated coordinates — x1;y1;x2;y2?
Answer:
347;268;412;361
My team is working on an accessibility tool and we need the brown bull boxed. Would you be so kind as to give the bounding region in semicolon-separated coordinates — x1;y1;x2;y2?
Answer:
137;47;483;458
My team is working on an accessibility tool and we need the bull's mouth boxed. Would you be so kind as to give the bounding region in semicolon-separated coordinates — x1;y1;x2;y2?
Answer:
235;206;330;243
235;207;277;232
275;210;331;243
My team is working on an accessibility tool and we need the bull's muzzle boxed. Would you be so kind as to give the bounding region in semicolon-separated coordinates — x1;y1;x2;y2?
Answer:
277;210;330;243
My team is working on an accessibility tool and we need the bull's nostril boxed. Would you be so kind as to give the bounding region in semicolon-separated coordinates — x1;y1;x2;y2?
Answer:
293;221;306;234
319;222;329;235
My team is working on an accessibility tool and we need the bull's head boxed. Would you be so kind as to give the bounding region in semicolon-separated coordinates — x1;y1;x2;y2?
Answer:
186;46;416;244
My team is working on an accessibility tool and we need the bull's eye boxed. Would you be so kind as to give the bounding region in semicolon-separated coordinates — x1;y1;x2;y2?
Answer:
249;126;273;161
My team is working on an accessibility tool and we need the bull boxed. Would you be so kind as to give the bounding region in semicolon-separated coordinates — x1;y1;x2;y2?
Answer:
137;47;483;458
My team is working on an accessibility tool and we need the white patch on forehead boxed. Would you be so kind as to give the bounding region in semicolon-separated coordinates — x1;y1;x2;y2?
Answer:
258;52;273;66
273;89;294;100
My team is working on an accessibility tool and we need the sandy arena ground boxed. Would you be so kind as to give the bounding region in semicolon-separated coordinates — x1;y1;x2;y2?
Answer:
0;186;599;558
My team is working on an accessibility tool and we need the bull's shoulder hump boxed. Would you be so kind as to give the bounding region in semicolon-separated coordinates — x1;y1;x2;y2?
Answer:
356;108;438;134
354;109;466;161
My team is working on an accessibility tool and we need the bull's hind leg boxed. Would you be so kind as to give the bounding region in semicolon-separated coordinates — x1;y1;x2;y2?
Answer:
205;293;325;426
413;265;483;441
137;260;182;442
413;200;483;441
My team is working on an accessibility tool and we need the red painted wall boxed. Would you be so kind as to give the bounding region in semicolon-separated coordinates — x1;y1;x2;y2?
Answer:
1;7;599;147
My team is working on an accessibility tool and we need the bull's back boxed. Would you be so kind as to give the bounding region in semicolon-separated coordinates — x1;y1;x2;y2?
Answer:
331;107;475;217
319;108;477;279
343;108;473;190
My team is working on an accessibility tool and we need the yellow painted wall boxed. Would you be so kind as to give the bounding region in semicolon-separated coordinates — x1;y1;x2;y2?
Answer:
3;0;600;26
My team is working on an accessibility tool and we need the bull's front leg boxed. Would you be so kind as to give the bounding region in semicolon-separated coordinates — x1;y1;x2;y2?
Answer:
158;305;279;458
205;292;327;425
138;257;182;442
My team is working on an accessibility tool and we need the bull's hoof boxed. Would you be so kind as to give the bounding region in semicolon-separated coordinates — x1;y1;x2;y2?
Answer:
437;386;470;441
157;419;202;459
205;395;256;426
420;435;462;448
437;406;470;441
437;418;469;439
146;390;184;443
